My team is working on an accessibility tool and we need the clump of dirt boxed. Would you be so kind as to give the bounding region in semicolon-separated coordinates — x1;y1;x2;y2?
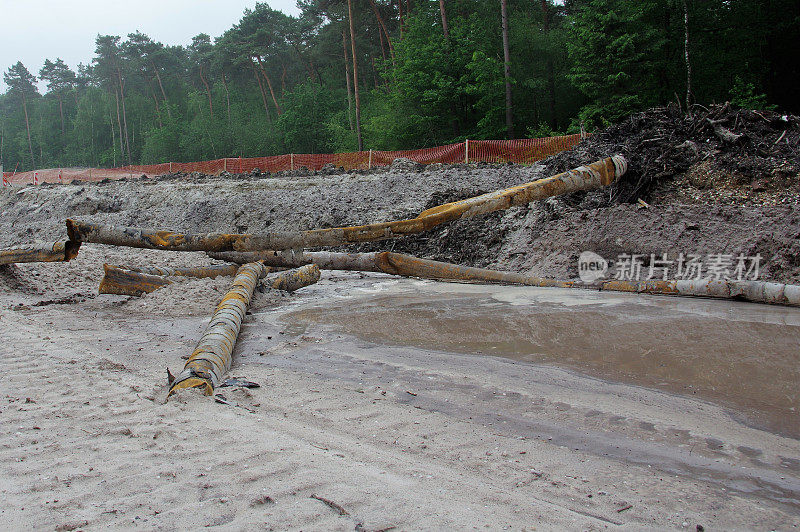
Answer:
0;264;33;294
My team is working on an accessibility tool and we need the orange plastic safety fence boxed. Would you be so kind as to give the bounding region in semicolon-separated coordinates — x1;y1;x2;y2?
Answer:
1;134;583;186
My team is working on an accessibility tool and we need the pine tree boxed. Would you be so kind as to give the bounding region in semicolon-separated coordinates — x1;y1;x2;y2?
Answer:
567;0;667;127
3;62;38;168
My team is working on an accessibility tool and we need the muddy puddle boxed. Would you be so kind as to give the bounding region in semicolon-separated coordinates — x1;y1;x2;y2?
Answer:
286;280;800;439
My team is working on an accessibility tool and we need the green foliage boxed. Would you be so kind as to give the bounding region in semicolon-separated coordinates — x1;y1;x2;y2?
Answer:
463;50;506;138
729;77;777;111
567;0;667;128
0;0;798;171
4;62;39;100
276;82;340;153
142;115;185;163
527;122;563;139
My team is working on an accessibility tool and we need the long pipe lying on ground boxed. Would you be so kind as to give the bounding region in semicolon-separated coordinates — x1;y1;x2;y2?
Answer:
0;241;81;265
211;250;800;307
99;262;320;297
66;155;627;252
111;263;239;278
596;277;800;307
168;262;267;396
209;250;570;285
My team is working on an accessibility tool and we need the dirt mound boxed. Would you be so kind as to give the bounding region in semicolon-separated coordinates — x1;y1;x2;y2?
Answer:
544;103;799;203
350;104;800;281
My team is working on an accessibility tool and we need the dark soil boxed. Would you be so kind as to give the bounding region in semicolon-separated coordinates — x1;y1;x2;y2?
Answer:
545;102;800;204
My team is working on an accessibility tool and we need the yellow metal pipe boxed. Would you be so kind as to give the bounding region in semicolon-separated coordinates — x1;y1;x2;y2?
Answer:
98;264;171;296
68;156;627;252
208;250;380;270
0;241;81;265
268;264;321;292
214;250;800;307
168;262;267;397
110;263;239;278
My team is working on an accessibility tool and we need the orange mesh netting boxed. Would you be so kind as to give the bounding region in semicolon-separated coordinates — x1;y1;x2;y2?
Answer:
2;134;582;186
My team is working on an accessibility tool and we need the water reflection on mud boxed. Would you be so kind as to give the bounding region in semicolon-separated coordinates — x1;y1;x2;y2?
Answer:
288;283;800;438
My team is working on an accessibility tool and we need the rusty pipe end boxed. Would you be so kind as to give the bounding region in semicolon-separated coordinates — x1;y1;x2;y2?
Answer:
167;376;214;397
65;240;81;261
611;154;628;181
66;219;79;242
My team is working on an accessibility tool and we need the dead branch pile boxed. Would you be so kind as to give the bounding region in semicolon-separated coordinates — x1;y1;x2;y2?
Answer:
544;103;799;203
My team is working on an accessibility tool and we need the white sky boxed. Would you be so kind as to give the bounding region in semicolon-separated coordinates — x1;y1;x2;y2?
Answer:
0;0;301;92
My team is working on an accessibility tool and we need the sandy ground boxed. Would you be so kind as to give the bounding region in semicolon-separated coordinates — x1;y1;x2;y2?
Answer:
3;162;800;285
2;149;800;529
1;246;799;530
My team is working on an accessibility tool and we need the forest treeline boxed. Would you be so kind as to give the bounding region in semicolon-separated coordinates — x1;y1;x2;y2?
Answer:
1;0;797;172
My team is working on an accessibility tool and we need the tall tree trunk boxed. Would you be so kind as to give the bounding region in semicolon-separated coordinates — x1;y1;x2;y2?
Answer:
256;56;282;116
501;0;515;139
22;93;35;169
348;0;364;150
151;62;171;118
252;62;272;121
371;55;379;88
147;79;163;128
199;66;214;118
90;100;95;167
114;86;125;162
439;0;450;40
281;64;287;96
377;21;387;62
58;95;65;135
368;0;396;65
117;70;132;164
541;0;557;129
109;107;117;167
39;113;43;162
683;0;693;110
221;70;232;124
342;30;355;132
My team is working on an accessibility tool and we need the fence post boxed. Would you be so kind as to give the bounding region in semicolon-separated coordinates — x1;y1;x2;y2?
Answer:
291;153;294;171
169;162;173;173
223;158;227;172
369;149;373;169
465;139;470;164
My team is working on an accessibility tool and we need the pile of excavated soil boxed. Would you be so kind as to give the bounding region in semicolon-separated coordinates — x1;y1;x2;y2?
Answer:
1;104;798;291
546;102;800;203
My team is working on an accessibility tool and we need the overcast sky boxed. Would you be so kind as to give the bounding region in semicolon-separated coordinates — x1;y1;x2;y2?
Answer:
0;0;301;92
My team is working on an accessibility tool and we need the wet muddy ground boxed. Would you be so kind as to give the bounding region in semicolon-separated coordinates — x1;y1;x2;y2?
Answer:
286;281;800;439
